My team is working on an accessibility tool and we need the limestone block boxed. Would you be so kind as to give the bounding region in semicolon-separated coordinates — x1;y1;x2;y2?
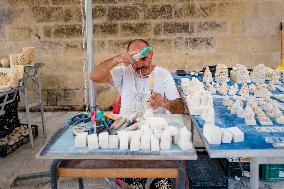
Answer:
227;127;244;143
87;134;99;149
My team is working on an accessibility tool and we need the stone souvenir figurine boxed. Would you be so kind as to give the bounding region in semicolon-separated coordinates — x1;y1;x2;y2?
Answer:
203;67;213;86
250;64;266;82
239;83;250;98
215;64;229;84
228;84;239;96
231;64;250;84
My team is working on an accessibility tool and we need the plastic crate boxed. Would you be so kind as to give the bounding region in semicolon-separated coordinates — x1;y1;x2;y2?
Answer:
0;112;20;138
218;158;250;178
261;164;284;182
0;124;38;158
186;153;228;189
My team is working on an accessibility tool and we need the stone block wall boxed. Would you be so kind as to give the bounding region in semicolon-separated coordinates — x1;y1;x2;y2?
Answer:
0;0;283;110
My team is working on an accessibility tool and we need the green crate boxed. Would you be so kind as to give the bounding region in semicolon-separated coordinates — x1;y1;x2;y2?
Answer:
261;164;284;182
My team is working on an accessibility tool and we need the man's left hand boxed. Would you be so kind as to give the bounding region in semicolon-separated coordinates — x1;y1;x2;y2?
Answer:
149;92;167;109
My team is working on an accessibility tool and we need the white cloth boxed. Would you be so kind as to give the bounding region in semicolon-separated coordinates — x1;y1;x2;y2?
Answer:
111;65;180;115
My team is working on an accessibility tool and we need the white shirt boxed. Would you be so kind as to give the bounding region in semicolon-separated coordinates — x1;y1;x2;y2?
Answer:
110;65;180;115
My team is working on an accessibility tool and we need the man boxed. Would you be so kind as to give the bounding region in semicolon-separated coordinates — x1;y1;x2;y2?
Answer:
91;39;184;115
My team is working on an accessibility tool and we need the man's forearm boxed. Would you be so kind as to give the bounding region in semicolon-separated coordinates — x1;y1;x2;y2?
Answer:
163;98;185;114
90;55;121;83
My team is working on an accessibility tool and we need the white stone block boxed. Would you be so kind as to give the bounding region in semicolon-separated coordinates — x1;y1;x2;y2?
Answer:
119;132;129;150
74;132;88;147
141;134;151;150
164;126;178;138
154;130;163;141
150;135;160;151
145;117;168;130
177;127;193;150
108;135;119;149
87;134;99;149
220;128;233;144
130;135;141;151
98;132;109;149
203;124;222;144
160;132;172;150
227;127;244;143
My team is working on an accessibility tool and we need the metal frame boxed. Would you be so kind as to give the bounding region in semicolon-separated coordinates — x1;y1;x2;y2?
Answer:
85;0;96;112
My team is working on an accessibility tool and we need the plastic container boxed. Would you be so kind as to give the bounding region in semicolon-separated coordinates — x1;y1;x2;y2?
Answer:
261;164;284;181
0;124;38;158
186;153;228;188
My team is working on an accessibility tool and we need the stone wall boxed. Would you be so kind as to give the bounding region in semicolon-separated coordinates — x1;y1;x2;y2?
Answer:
0;0;283;111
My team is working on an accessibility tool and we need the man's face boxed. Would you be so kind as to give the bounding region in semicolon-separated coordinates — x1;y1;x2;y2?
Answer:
128;41;153;77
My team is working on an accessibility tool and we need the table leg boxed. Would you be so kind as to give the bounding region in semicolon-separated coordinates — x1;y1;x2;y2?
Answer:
177;160;185;189
250;157;259;189
23;86;33;147
36;77;46;137
78;178;84;189
50;160;60;189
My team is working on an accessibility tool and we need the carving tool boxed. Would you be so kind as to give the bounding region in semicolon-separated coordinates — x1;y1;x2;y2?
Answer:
278;22;284;70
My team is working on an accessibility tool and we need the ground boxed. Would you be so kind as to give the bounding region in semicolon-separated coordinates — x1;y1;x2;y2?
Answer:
0;112;284;189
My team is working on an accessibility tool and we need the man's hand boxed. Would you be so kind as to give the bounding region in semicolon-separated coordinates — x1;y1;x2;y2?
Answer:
149;92;166;109
118;52;132;65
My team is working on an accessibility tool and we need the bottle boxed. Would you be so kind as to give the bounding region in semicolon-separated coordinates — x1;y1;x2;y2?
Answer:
131;45;152;62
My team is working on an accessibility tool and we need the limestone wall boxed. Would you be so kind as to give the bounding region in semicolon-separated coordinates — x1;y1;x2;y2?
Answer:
0;0;283;110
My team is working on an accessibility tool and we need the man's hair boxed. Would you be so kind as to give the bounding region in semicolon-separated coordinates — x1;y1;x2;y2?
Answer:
127;39;149;51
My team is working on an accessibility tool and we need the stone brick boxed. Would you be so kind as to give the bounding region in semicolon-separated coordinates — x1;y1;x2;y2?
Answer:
217;36;261;53
92;6;107;21
52;0;79;5
93;0;116;4
229;19;241;35
31;7;63;23
175;2;219;19
174;4;194;19
241;19;280;36
0;8;12;25
143;4;172;20
196;21;227;35
187;37;215;51
217;2;254;19
94;40;106;53
262;1;284;17
163;22;193;35
57;89;84;106
38;41;64;59
120;22;152;37
107;6;139;21
149;39;173;53
63;6;82;22
46;90;58;106
0;25;5;41
206;54;239;68
62;41;83;58
7;25;41;41
93;23;118;37
259;36;280;52
96;88;117;110
153;23;162;36
31;6;81;23
193;3;217;18
174;37;188;54
41;74;60;90
107;39;129;54
53;24;82;38
239;53;275;69
7;0;50;6
43;26;52;39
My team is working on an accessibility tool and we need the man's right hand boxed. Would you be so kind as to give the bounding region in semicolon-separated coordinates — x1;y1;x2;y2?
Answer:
118;52;132;66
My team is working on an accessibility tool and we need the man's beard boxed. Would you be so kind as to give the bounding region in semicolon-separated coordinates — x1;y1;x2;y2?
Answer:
135;65;151;78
